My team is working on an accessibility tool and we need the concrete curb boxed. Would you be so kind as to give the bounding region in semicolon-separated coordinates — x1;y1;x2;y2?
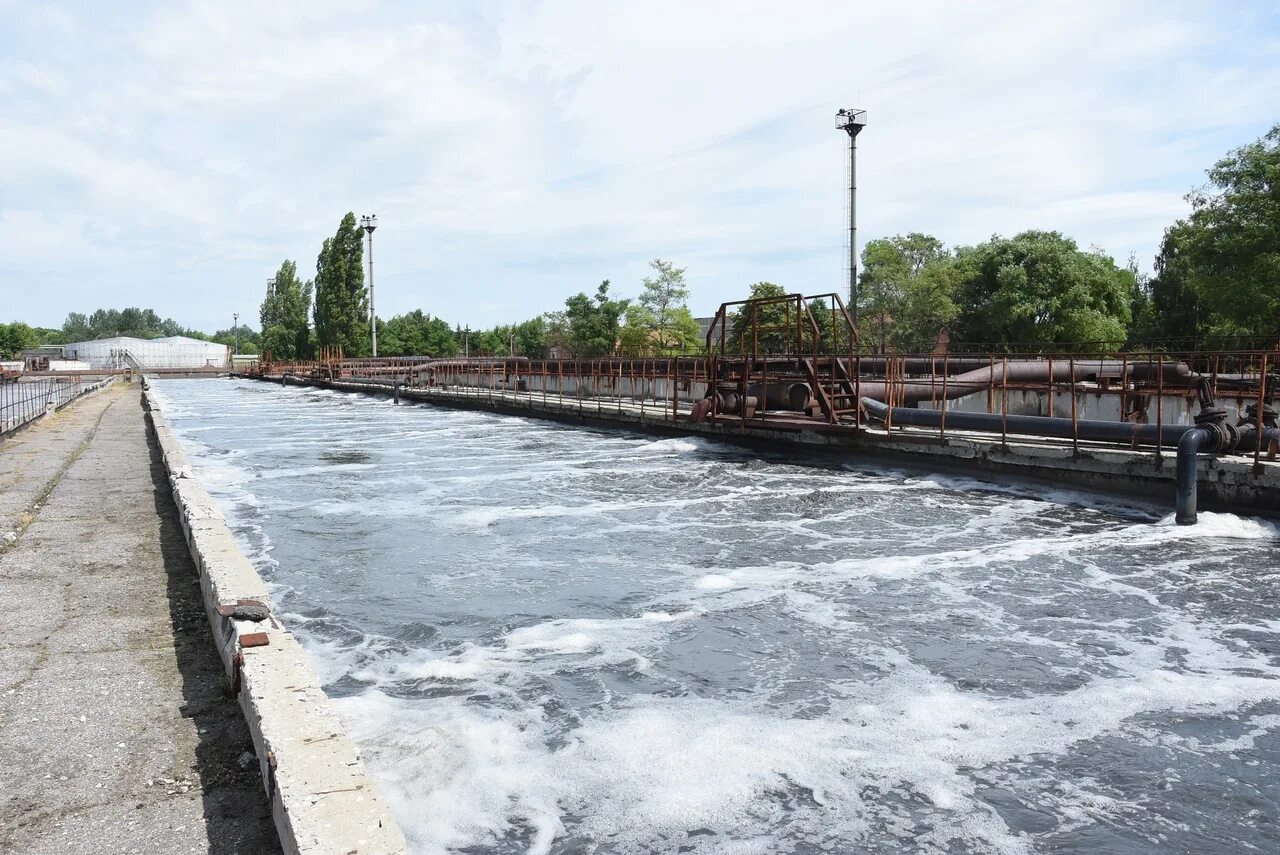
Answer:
141;377;408;855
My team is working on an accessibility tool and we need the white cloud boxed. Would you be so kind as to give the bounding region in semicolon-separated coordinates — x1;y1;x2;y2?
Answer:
0;0;1276;330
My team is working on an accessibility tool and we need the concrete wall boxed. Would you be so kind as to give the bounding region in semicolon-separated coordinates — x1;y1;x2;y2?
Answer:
142;378;407;855
428;367;698;406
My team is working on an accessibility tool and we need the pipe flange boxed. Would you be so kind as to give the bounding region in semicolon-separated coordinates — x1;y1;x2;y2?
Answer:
1240;403;1280;430
1204;420;1240;452
1194;406;1229;427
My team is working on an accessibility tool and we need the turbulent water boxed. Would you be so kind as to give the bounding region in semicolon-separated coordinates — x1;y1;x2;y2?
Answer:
152;379;1280;855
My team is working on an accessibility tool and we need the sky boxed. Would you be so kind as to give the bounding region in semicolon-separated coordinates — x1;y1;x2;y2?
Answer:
1;0;1277;333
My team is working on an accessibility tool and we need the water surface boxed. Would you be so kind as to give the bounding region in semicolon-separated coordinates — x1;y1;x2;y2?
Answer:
153;379;1280;855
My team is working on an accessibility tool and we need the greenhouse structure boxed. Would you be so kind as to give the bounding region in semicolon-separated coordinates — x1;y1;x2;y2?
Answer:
62;336;230;370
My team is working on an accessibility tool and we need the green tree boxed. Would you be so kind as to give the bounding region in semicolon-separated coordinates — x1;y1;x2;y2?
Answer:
313;213;368;355
1124;252;1162;346
619;304;652;353
61;312;91;341
1145;223;1207;343
563;280;628;357
212;325;260;354
726;281;794;353
260;260;313;360
1151;125;1280;339
543;312;571;354
952;231;1132;348
858;233;958;352
621;304;700;354
513;317;547;356
624;259;700;352
0;322;40;358
379;310;457;356
474;326;510;356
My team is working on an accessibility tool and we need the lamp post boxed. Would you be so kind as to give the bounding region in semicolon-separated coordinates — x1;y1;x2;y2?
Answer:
360;214;379;357
835;108;867;323
233;312;239;356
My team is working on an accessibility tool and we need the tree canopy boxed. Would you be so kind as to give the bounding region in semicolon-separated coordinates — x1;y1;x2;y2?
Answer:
951;231;1132;346
58;307;203;341
726;282;792;353
1146;124;1280;341
377;311;457;357
0;322;40;359
555;280;629;357
260;259;313;360
313;213;368;355
859;233;959;352
619;259;701;354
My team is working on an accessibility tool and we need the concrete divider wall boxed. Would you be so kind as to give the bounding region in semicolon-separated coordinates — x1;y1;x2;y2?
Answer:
141;378;408;855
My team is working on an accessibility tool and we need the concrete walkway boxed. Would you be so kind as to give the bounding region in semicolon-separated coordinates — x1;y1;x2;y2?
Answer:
0;383;279;854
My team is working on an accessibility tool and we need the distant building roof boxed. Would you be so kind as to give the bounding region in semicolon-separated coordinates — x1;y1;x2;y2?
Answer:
153;335;219;345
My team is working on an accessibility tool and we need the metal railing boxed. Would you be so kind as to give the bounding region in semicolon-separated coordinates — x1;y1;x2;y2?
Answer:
0;376;110;436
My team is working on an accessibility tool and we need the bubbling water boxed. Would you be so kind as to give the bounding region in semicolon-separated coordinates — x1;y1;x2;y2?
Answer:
152;379;1280;855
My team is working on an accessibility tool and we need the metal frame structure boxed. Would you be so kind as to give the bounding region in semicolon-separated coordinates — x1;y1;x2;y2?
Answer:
245;293;1280;482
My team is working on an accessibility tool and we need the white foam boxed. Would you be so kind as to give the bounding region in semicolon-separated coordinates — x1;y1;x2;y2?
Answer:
153;378;1280;854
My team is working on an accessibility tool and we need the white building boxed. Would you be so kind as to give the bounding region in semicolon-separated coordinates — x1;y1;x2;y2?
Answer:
62;336;230;370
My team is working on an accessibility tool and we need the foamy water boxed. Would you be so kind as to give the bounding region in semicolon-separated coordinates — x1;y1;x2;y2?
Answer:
152;379;1280;854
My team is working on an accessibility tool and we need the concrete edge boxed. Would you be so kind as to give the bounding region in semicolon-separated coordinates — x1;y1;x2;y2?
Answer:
140;376;409;855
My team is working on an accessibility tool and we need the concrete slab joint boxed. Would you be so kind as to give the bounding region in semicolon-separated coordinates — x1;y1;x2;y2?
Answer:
141;377;409;855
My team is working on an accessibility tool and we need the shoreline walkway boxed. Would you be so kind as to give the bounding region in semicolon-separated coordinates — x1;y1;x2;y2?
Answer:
0;382;279;854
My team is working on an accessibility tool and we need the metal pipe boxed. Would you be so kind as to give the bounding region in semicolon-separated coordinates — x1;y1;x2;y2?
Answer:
1178;424;1280;525
746;382;811;411
843;359;1199;405
862;398;1272;526
859;397;1194;446
1175;427;1212;525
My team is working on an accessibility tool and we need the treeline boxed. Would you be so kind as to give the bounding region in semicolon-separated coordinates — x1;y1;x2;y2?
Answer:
853;230;1134;352
855;123;1280;352
257;216;702;359
0;308;256;359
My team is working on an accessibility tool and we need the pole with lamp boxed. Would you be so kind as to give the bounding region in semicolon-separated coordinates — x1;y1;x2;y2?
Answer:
835;108;867;323
232;312;239;358
360;214;379;357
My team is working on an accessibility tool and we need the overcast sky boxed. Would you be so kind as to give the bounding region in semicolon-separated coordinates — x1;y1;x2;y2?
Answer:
2;1;1277;333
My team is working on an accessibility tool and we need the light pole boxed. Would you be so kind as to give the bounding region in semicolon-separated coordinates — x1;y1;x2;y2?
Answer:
232;312;239;356
360;214;379;357
835;108;867;323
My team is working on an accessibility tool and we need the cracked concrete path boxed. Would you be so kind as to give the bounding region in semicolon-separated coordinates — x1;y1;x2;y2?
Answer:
0;384;280;854
0;380;119;540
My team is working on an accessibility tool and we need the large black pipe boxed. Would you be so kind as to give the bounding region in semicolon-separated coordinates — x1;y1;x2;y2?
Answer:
1176;425;1280;525
861;397;1276;526
1175;428;1212;525
858;397;1194;446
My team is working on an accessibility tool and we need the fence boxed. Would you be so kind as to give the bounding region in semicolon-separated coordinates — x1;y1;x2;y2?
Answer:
0;377;111;436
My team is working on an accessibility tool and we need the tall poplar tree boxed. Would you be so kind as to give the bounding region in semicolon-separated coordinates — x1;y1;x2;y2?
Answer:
260;259;313;359
312;213;368;354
